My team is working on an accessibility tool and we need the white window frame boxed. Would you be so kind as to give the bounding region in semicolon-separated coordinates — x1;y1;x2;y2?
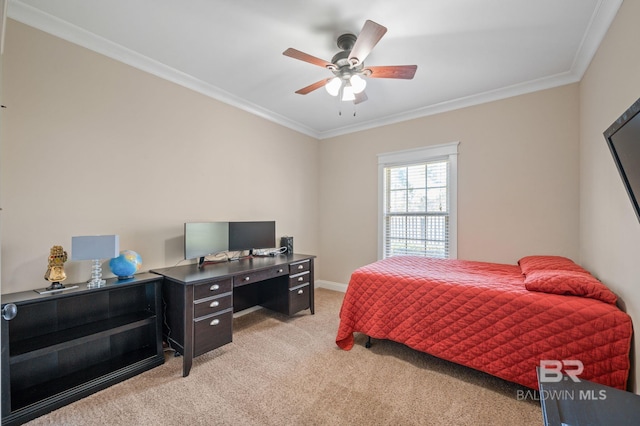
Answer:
377;142;459;260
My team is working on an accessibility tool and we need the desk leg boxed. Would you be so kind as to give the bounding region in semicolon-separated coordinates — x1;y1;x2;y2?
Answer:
183;286;194;377
183;353;193;377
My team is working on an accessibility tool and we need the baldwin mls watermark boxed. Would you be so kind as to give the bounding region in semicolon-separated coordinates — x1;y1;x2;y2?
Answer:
539;359;584;383
517;360;607;401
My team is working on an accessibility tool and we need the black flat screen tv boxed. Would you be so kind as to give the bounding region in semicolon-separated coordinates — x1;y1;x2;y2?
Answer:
228;221;276;252
604;97;640;223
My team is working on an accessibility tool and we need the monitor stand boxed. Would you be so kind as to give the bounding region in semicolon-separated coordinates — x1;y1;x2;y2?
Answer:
197;256;229;268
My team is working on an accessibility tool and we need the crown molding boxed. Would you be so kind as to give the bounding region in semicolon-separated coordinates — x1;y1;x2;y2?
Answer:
317;71;580;139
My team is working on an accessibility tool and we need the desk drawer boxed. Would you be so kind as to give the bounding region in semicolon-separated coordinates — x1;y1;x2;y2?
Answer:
193;309;233;357
289;271;310;288
194;293;232;319
289;284;310;314
194;278;232;301
290;260;310;274
234;266;288;287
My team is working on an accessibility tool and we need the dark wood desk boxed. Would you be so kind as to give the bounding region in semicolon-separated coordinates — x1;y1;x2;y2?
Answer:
538;368;640;425
152;253;315;376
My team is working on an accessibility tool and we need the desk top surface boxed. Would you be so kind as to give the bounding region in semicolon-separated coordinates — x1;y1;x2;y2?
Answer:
151;253;315;284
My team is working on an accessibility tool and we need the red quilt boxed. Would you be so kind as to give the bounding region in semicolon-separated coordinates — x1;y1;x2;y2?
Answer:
336;256;632;390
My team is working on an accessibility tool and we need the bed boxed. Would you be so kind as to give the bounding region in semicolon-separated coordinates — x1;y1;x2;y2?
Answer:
336;255;633;390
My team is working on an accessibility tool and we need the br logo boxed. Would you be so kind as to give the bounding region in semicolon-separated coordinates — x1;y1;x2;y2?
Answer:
539;360;584;383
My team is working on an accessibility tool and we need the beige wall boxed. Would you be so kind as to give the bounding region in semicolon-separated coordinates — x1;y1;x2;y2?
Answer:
319;84;581;284
579;0;640;391
0;20;319;293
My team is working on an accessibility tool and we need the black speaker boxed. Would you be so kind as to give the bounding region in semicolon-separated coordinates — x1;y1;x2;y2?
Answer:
280;236;293;255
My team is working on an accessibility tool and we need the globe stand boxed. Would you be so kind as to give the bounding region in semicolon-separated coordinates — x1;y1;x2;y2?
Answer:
116;275;134;280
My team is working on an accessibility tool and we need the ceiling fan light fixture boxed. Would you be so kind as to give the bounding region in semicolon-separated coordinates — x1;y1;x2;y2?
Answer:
341;84;356;101
350;75;366;94
325;77;342;96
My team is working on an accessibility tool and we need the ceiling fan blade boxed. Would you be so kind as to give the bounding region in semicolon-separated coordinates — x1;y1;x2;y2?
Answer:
365;65;417;79
348;20;387;66
283;48;334;69
295;78;333;95
354;91;368;105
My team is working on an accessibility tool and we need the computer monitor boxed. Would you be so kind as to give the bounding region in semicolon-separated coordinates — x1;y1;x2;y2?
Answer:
228;221;276;252
184;222;229;261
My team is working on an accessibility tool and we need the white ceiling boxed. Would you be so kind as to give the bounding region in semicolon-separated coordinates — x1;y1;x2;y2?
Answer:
7;0;622;139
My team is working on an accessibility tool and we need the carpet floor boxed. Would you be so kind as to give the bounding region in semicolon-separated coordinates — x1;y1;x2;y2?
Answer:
26;288;542;425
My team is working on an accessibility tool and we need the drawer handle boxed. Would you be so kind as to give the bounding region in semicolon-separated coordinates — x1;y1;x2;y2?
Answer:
210;319;220;326
244;276;250;281
297;265;304;270
277;268;283;273
209;300;220;308
297;276;304;282
210;284;220;291
297;289;304;295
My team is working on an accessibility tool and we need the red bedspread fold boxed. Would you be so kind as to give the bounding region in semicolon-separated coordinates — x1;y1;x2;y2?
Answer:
336;256;632;390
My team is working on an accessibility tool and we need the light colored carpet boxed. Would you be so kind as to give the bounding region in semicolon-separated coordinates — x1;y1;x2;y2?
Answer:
26;288;542;425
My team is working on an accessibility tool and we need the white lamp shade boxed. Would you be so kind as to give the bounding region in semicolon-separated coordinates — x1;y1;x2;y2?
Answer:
71;235;120;260
341;85;355;101
350;75;366;94
325;77;341;96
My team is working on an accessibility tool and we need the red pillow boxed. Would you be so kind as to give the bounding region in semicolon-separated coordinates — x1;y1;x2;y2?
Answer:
524;270;618;304
518;255;587;275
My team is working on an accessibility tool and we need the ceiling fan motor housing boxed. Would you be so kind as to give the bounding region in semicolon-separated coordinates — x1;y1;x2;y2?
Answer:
331;34;365;79
336;33;357;50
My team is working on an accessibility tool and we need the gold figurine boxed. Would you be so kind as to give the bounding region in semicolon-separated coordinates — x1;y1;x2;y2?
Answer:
45;245;68;289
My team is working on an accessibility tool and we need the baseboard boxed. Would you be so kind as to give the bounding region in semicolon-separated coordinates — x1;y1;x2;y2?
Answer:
315;280;347;293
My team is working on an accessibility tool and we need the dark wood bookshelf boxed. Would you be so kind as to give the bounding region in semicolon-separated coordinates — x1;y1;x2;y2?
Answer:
1;273;164;426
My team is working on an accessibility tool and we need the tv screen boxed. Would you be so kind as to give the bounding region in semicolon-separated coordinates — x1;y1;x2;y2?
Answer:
228;221;276;251
604;97;640;223
184;222;229;260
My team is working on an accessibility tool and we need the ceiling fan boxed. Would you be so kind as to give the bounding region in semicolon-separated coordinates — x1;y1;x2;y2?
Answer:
283;20;417;104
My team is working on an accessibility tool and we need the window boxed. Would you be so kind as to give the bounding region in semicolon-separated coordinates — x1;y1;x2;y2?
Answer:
378;143;458;259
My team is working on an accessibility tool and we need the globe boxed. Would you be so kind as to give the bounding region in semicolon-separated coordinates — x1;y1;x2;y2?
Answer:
109;250;142;279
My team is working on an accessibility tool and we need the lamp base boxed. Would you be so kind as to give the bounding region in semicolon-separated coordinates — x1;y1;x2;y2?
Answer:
87;259;106;288
87;278;106;288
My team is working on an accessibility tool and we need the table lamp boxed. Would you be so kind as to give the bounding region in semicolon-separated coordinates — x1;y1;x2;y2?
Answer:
71;235;119;288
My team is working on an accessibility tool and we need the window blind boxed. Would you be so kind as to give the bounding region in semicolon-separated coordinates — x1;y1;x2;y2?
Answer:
383;160;450;258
